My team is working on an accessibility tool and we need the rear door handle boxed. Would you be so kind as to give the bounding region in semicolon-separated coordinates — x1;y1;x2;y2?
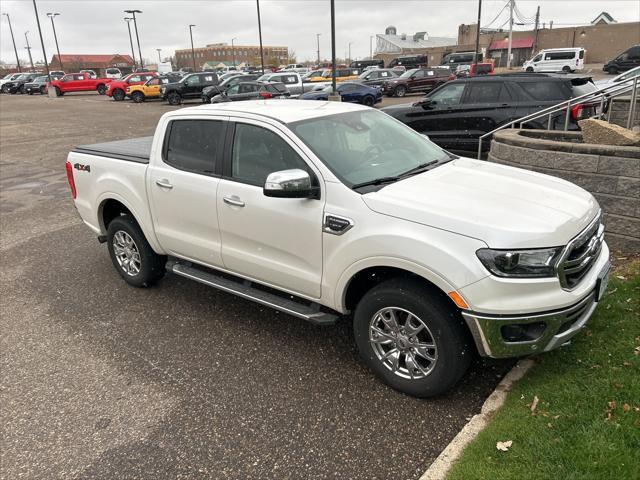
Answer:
223;195;245;207
155;179;173;189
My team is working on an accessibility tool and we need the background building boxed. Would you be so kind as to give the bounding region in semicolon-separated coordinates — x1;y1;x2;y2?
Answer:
374;26;456;66
48;54;135;75
175;43;288;69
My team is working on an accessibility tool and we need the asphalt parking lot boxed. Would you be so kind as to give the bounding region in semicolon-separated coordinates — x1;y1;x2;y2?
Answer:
0;92;513;480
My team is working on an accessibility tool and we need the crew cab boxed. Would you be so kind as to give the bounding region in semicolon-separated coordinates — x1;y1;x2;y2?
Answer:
107;72;158;101
66;100;609;398
127;74;183;103
50;73;112;96
160;72;219;105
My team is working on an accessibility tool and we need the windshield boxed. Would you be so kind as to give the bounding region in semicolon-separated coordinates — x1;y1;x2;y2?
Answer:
400;69;418;78
35;76;47;82
290;109;450;188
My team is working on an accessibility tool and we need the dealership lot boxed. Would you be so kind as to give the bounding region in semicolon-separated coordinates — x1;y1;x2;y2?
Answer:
0;93;514;478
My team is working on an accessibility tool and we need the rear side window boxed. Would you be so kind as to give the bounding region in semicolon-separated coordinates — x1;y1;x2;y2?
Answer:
164;120;224;175
544;51;576;60
464;82;508;103
570;79;597;97
628;47;640;60
516;81;566;101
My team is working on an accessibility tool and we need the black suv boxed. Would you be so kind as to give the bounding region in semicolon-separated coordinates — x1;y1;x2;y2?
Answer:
603;45;640;74
160;72;219;105
382;73;598;154
3;73;39;94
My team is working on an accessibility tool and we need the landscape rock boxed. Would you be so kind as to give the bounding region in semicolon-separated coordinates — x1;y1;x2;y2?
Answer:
578;119;640;146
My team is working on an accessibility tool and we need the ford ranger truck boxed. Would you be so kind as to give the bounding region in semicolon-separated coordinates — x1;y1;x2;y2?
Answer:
65;100;610;397
50;72;112;96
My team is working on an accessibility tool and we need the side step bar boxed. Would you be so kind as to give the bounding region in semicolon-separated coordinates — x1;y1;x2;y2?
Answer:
166;260;339;326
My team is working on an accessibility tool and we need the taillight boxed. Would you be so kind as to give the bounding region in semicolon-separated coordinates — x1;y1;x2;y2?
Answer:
65;161;77;199
259;91;273;99
571;103;596;121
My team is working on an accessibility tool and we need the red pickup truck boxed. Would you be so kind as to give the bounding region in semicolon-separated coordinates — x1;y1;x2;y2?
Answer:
50;73;112;96
106;72;158;101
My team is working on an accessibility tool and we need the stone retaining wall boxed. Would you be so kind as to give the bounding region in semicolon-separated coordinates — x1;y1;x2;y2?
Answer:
488;129;640;253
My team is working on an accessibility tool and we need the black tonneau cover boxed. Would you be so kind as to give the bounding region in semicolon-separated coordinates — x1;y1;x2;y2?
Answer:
73;136;153;164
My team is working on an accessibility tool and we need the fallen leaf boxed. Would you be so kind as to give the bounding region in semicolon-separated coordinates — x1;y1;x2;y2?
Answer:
496;440;513;452
608;400;617;410
530;395;539;414
553;415;560;419
623;404;631;413
623;361;631;367
615;275;626;280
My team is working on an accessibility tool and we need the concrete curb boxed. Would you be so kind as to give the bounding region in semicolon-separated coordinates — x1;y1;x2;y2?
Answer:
419;359;536;480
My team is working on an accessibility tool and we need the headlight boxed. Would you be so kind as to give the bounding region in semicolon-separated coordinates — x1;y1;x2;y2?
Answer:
476;247;562;278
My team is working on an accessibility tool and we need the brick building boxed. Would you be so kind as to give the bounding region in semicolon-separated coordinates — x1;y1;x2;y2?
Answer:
174;43;288;69
49;54;135;75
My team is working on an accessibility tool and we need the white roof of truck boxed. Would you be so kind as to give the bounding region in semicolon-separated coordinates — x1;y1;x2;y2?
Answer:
176;99;369;124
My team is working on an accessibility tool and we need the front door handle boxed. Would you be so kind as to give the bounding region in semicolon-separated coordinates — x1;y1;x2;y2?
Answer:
155;179;173;189
223;195;245;207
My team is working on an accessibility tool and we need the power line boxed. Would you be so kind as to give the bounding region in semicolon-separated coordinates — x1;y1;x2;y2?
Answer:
482;0;510;28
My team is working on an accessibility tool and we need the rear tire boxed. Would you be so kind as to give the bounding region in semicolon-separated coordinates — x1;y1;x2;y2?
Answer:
112;88;125;101
562;66;572;73
167;92;182;105
40;86;46;94
97;84;107;95
55;87;63;96
106;215;166;288
607;66;618;75
394;85;407;97
353;278;472;397
131;91;145;103
525;67;534;72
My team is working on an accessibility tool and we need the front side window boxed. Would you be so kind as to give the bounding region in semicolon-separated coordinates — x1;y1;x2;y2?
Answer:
429;83;466;105
290;109;449;188
231;123;308;186
128;75;142;83
532;54;542;62
164;120;224;175
185;75;201;86
227;84;240;95
412;70;426;79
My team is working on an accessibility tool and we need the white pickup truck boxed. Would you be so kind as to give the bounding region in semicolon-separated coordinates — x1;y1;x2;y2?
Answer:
66;100;609;397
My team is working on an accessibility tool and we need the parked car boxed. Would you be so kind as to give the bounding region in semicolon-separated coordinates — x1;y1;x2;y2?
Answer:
210;81;290;103
456;62;494;78
357;68;399;87
24;75;49;94
105;67;122;79
596;65;640;88
49;72;113;96
49;70;65;78
441;52;482;70
299;82;382;106
381;67;455;97
387;54;428;70
350;59;384;70
2;73;38;93
302;70;326;82
0;73;24;92
256;71;317;96
523;48;585;73
218;71;244;81
603;45;640;74
106;72;158;101
160;72;219;105
127;74;183;103
278;63;308;73
382;73;599;154
66;100;609;398
80;69;97;79
201;74;261;102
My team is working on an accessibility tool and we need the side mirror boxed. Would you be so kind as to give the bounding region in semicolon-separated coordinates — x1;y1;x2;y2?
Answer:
264;169;319;199
419;97;434;108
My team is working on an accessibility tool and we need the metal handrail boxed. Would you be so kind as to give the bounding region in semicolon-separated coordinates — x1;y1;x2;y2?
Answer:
477;75;639;159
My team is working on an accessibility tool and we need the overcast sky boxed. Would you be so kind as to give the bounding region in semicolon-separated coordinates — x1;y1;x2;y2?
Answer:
1;0;638;65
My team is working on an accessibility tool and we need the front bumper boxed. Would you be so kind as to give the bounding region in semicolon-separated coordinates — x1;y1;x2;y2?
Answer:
462;260;609;358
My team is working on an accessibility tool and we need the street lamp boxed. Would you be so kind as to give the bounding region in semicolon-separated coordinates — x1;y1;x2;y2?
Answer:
231;37;237;68
46;12;62;70
156;48;161;64
124;18;137;71
124;9;143;69
189;24;196;71
24;31;35;70
3;14;22;72
316;33;321;67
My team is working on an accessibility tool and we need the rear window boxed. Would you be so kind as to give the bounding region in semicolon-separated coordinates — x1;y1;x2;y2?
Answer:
544;51;577;60
569;79;597;97
266;83;288;94
164;120;225;176
464;82;510;103
515;81;567;101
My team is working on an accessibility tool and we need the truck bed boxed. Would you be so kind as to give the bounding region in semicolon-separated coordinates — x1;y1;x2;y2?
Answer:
73;136;152;164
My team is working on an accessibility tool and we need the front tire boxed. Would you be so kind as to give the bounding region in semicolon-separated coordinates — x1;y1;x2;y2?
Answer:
607;66;618;75
131;91;145;103
97;84;107;95
167;92;182;105
112;88;125;101
106;215;166;288
55;86;63;96
394;85;407;97
353;278;472;397
526;67;534;72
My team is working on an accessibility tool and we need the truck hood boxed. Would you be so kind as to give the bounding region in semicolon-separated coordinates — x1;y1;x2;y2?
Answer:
362;157;599;248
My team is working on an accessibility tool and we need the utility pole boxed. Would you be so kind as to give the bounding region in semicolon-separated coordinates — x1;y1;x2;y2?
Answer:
156;48;161;64
369;35;373;59
533;5;540;52
31;0;51;82
124;18;137;70
124;9;143;69
2;13;21;72
24;31;35;70
506;0;514;68
330;0;336;95
316;33;321;67
474;0;482;69
46;13;62;70
256;0;265;74
348;42;352;64
189;25;196;71
231;37;237;67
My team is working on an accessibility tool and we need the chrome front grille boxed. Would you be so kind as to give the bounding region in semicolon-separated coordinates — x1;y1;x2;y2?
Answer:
557;214;604;290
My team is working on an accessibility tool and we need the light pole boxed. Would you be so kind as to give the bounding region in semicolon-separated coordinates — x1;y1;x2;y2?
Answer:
231;37;237;68
32;0;51;82
369;35;373;59
124;9;143;69
124;18;137;71
189;24;196;71
46;12;62;70
156;48;161;64
348;42;352;64
24;31;35;70
256;0;265;74
3;14;22;72
473;0;482;70
316;33;321;67
330;0;336;95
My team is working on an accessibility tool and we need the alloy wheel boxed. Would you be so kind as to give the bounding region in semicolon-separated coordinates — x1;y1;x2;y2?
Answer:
112;230;141;276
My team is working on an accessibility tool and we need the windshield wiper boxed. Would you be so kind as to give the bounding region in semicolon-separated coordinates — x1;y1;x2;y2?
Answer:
398;160;439;179
351;176;400;190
